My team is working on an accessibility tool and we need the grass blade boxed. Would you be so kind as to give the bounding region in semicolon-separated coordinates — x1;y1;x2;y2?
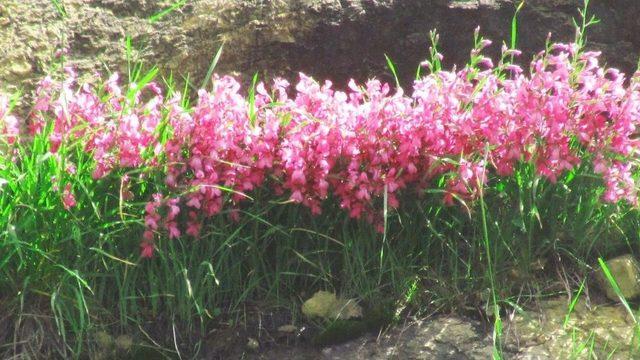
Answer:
384;54;401;89
201;43;225;90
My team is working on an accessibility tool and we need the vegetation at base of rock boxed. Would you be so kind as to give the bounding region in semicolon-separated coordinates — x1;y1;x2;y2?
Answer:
311;302;395;346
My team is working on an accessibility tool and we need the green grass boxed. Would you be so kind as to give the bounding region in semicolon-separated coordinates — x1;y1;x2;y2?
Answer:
50;0;67;18
3;122;638;358
598;258;638;323
149;0;188;23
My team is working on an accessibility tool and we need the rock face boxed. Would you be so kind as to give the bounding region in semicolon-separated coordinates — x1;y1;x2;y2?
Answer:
257;299;639;359
1;0;639;96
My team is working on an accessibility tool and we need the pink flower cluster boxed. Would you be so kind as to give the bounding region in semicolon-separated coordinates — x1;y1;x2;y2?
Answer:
30;69;163;179
10;41;640;257
0;94;19;145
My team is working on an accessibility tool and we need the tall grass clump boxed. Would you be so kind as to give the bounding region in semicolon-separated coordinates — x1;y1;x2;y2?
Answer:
2;2;640;357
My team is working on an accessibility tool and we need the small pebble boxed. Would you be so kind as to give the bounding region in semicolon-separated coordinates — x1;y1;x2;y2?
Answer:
246;337;259;351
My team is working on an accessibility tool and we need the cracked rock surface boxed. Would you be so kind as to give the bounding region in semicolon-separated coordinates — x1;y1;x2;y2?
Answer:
257;299;638;359
1;0;639;98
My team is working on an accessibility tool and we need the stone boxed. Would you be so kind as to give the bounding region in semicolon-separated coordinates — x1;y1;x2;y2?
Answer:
312;316;501;359
114;334;133;351
301;290;363;320
302;291;339;318
95;331;113;349
248;297;640;358
277;324;298;333
332;298;363;319
597;254;640;301
479;0;501;9
503;297;640;359
246;337;259;351
9;60;32;77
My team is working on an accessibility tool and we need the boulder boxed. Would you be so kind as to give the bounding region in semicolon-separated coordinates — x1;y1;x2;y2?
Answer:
301;290;363;320
597;254;640;301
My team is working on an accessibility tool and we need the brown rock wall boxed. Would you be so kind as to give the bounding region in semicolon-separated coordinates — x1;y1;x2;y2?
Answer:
0;0;638;95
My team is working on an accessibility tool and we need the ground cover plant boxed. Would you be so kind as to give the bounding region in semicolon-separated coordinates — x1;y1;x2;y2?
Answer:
2;1;640;358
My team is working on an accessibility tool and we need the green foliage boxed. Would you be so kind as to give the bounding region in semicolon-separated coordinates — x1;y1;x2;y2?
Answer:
2;87;640;358
50;0;67;18
311;302;394;346
149;0;188;24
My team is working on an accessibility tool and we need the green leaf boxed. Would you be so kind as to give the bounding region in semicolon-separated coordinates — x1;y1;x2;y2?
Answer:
598;258;637;323
510;1;525;51
149;0;188;23
201;43;225;90
384;54;401;89
248;72;259;127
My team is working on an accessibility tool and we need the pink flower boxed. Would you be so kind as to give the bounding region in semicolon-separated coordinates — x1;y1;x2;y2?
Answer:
62;183;76;210
0;95;19;145
140;241;154;258
186;211;201;237
166;221;181;239
22;38;640;256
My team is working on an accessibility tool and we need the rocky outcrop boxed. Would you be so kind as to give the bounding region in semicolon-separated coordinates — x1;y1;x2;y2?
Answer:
257;299;639;359
1;0;639;96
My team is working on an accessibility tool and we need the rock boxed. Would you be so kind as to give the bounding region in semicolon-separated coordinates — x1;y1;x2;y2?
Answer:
333;298;364;319
95;331;113;349
597;254;640;301
503;297;640;359
243;297;640;359
404;317;494;359
114;334;133;351
277;324;298;333
314;316;499;359
301;290;363;320
246;337;259;351
2;0;640;102
8;60;32;77
311;301;393;346
302;291;339;318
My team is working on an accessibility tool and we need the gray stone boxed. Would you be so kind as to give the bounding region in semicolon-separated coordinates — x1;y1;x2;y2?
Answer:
252;298;640;359
315;316;501;359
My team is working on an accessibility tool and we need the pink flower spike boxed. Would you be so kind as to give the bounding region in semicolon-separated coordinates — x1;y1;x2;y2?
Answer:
140;241;154;258
62;183;76;210
166;222;181;239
